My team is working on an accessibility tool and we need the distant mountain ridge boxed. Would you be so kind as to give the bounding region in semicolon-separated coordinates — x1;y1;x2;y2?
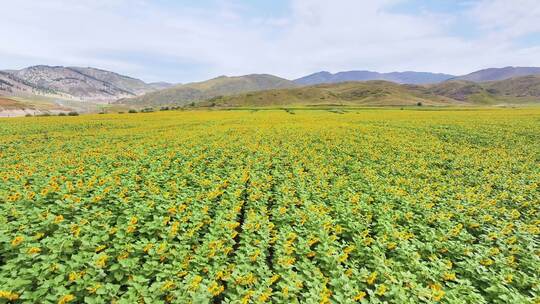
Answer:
198;75;540;107
0;65;165;101
3;65;540;109
148;82;175;90
451;66;540;82
294;70;455;85
119;74;297;106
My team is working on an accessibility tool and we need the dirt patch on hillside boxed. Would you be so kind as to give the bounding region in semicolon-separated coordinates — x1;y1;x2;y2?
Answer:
0;97;21;108
0;109;71;118
0;97;36;117
0;96;77;117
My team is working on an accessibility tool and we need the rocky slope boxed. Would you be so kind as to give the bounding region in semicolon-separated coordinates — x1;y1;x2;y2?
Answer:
0;65;161;102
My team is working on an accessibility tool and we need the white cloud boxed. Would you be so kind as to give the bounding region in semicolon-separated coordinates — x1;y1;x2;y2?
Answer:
0;0;539;82
470;0;540;37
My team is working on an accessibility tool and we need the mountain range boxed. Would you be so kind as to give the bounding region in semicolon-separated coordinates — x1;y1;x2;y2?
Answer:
2;65;540;113
198;75;540;107
119;66;540;107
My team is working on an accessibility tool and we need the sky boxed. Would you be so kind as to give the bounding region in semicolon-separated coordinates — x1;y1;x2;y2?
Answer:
1;0;539;83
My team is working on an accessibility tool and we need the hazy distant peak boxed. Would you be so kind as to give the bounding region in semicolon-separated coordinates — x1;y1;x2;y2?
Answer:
452;66;540;82
295;70;455;85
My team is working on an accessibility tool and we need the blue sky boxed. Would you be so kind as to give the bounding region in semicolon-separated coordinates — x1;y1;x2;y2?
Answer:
1;0;539;83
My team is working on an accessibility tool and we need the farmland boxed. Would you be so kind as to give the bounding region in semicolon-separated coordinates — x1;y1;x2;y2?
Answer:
0;108;539;303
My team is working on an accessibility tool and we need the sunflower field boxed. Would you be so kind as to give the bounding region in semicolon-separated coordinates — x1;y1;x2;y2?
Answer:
0;108;539;303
